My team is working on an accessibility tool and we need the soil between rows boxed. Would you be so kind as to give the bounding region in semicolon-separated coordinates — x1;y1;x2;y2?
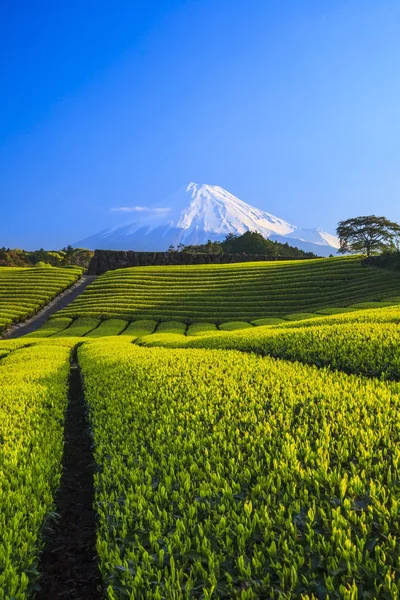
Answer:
37;351;101;599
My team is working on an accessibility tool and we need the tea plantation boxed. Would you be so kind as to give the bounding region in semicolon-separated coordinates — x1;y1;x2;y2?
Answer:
1;256;400;598
56;256;400;323
0;266;82;334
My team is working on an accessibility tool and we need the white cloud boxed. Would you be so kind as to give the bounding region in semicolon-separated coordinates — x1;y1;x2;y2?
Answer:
111;206;171;214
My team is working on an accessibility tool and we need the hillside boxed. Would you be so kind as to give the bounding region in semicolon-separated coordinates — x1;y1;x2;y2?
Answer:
57;256;400;323
1;297;400;597
0;266;82;334
1;257;400;597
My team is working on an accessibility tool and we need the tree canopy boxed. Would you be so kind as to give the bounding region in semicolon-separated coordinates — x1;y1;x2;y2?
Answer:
336;215;400;257
0;247;93;268
222;231;274;254
174;231;318;258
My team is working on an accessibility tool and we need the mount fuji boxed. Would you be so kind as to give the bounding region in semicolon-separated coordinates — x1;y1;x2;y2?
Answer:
75;183;339;256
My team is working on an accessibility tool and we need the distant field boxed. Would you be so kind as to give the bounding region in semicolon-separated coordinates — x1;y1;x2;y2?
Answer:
0;266;82;334
57;256;400;323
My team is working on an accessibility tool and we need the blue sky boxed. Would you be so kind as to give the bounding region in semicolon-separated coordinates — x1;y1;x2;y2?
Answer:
1;0;400;249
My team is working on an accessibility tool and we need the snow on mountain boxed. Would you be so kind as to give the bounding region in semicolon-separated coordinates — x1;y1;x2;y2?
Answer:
75;183;339;256
174;183;295;238
285;227;340;249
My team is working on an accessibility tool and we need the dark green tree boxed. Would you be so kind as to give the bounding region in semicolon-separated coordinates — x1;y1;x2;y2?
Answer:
221;230;275;254
61;245;75;256
336;215;400;257
221;232;238;252
171;232;318;258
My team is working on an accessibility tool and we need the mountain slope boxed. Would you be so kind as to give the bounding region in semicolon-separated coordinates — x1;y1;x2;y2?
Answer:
75;183;339;256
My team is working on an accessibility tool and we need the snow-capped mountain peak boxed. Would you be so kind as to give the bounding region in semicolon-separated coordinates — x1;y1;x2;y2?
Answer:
74;182;339;256
173;183;296;238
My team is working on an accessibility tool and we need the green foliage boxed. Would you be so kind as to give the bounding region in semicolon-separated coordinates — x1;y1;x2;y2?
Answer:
0;247;93;269
178;231;318;258
56;257;400;323
316;308;357;315
283;312;320;321
0;343;71;598
272;304;400;329
35;261;53;268
130;303;400;379
156;321;187;334
84;319;129;338
2;249;400;597
51;317;100;338
120;319;158;337
62;248;93;268
219;321;253;331
186;323;219;336
364;250;400;271
79;341;400;598
179;240;224;254
222;230;276;254
24;317;73;338
251;317;286;326
349;301;397;309
337;215;400;257
0;266;81;335
138;333;188;348
184;319;400;379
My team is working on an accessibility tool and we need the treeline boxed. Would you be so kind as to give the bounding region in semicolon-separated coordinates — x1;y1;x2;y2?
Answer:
363;251;400;271
0;245;93;269
170;231;319;258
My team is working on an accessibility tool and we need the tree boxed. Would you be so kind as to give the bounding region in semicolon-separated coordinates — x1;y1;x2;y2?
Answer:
221;230;275;254
174;240;223;254
336;215;400;257
62;245;75;256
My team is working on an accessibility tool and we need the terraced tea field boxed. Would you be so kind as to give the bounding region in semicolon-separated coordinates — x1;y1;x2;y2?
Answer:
56;256;400;323
80;341;400;599
0;342;72;598
1;257;400;598
0;266;82;334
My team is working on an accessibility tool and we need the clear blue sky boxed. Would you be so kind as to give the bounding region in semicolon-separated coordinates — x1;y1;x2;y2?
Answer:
1;0;400;249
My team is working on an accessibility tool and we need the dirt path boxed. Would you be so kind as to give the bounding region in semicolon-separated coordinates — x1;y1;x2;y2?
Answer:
37;349;101;599
2;275;97;339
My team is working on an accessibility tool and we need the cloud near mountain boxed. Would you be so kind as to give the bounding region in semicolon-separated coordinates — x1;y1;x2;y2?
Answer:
111;206;171;213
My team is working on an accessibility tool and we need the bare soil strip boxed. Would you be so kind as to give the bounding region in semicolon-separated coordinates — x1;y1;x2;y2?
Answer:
2;275;97;339
37;348;101;599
